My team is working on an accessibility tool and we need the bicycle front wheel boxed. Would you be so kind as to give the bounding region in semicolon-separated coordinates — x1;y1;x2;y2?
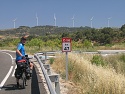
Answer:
21;72;26;89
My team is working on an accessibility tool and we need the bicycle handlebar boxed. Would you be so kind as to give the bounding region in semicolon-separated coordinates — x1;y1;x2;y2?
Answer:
25;57;33;59
25;55;33;59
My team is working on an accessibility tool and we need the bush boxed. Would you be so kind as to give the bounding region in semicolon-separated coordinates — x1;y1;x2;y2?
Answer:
91;55;105;66
49;58;55;64
120;54;125;62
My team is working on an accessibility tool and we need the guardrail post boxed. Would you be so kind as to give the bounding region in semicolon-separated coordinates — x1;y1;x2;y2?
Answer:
38;55;46;64
55;80;60;94
49;75;60;94
47;68;51;75
41;60;46;64
45;52;47;62
43;64;51;75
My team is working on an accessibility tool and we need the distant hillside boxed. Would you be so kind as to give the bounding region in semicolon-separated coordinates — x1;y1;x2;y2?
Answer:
0;24;125;45
0;25;92;36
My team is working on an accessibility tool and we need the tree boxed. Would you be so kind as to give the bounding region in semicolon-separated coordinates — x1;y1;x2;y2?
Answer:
61;32;69;38
120;24;125;32
74;32;83;41
83;39;92;49
26;38;44;49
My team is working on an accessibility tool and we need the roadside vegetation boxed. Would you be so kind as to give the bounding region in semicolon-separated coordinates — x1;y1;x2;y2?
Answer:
50;53;125;94
1;25;125;94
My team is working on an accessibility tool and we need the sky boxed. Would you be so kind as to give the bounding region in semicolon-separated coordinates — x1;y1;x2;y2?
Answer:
0;0;125;29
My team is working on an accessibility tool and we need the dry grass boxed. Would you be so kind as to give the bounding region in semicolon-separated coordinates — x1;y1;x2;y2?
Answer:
51;53;125;94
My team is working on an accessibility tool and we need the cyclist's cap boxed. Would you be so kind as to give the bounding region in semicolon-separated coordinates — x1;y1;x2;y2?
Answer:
21;36;26;40
21;35;29;40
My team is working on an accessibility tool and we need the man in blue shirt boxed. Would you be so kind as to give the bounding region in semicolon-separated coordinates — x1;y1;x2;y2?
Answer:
15;35;33;87
16;39;25;61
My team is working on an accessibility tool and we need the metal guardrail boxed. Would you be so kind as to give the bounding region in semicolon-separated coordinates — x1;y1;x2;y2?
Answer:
34;52;60;94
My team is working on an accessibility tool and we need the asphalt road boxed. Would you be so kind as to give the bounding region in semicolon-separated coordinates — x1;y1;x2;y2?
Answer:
0;50;47;94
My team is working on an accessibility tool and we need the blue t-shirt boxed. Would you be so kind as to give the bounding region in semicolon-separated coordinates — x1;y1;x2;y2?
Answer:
16;43;25;61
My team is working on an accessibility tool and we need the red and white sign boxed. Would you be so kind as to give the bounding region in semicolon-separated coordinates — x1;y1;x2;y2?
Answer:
62;38;72;52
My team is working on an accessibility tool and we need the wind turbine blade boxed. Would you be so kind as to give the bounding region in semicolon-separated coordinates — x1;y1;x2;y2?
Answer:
90;16;94;20
13;18;17;21
71;15;75;19
108;17;112;19
36;13;38;20
54;13;56;20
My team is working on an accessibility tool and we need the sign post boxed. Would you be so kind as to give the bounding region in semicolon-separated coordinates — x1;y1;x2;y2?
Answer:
62;38;71;81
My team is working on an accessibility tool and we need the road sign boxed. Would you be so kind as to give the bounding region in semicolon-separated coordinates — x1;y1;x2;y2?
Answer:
62;37;71;81
62;38;71;52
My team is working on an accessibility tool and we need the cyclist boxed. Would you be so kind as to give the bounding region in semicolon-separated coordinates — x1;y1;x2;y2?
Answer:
15;35;33;87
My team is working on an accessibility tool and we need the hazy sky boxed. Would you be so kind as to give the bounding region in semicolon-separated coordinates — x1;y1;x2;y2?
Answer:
0;0;125;29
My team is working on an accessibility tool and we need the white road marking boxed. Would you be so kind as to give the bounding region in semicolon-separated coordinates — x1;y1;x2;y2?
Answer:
0;66;13;90
1;52;14;64
12;65;17;77
0;50;15;53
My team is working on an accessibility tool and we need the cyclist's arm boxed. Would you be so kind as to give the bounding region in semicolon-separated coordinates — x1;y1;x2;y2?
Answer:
16;49;23;57
16;43;24;57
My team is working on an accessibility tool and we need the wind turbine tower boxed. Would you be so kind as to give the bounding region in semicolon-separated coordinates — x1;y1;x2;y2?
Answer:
108;17;112;27
54;13;56;26
71;15;75;27
90;16;94;28
36;13;38;26
13;18;17;28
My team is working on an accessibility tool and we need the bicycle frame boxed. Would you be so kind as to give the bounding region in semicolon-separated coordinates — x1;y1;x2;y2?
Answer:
15;55;32;89
17;58;31;89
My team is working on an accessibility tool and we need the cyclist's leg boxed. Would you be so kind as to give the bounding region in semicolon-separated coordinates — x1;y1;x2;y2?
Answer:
15;60;20;87
29;61;33;77
30;62;33;69
16;78;19;87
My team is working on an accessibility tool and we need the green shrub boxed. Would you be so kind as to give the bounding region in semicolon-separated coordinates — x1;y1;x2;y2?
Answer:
49;58;55;64
91;55;105;66
120;54;125;62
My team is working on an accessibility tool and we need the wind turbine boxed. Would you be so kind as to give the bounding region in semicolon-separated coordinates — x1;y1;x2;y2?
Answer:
13;18;17;28
71;15;75;27
108;17;112;27
36;13;38;26
90;16;94;28
54;13;56;26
